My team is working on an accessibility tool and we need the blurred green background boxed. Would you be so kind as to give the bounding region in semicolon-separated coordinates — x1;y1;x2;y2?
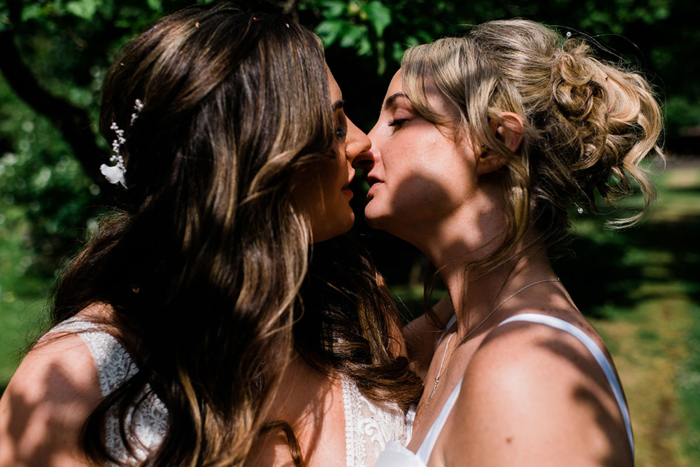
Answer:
0;1;698;465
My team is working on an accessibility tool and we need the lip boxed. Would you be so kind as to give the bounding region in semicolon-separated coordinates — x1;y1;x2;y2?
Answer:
341;170;355;198
366;174;384;200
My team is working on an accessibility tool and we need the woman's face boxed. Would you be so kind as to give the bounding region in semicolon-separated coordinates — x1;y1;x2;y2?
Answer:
364;70;480;239
299;70;371;243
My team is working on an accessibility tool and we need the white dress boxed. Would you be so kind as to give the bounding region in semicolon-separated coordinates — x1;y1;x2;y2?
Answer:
49;318;409;466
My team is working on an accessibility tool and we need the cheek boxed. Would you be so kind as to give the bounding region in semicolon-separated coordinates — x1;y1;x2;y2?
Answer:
370;137;475;225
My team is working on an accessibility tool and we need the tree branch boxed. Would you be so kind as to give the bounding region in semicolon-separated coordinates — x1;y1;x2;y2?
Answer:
0;29;107;188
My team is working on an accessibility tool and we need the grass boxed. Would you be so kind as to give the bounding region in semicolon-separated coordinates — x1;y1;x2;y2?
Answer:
1;162;699;466
388;161;700;466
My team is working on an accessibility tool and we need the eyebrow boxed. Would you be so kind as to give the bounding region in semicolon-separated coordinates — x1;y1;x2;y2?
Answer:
383;92;409;110
332;99;345;112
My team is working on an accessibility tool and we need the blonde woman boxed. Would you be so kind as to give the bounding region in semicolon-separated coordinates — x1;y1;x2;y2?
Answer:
360;20;662;466
0;5;420;466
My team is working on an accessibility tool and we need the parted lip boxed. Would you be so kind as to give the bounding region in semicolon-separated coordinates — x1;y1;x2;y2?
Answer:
342;169;356;190
365;174;383;200
366;173;383;187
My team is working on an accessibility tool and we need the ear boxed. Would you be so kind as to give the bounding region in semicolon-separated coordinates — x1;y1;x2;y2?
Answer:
476;112;524;176
496;112;524;153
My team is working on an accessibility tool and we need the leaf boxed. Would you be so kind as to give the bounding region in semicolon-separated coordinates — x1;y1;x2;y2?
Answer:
147;0;162;12
339;24;366;48
65;0;98;21
364;1;391;37
316;19;345;47
321;0;347;18
21;4;44;22
357;37;372;56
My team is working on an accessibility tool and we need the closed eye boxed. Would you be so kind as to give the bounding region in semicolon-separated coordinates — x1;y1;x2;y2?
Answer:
388;118;409;130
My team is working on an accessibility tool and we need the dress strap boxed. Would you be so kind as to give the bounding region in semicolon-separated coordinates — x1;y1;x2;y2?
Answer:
435;314;457;350
415;378;463;463
499;313;634;458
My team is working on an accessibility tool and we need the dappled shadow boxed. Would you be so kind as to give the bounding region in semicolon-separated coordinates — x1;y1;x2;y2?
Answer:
555;213;700;318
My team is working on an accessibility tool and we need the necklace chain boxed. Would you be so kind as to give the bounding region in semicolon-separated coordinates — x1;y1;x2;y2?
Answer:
426;278;560;404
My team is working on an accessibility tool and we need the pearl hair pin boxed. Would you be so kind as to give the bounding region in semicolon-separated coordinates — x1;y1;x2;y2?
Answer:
100;99;143;189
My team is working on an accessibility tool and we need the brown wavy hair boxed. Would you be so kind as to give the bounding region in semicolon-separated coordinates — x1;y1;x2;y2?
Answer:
49;4;420;466
401;19;663;278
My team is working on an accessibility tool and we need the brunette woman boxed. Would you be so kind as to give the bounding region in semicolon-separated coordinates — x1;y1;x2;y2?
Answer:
0;5;420;466
362;20;662;466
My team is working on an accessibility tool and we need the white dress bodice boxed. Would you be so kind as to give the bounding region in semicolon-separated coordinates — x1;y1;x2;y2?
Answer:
50;318;409;466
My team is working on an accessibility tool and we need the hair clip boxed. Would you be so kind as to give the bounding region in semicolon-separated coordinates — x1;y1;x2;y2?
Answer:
574;202;584;214
101;122;127;188
100;99;144;188
566;31;572;39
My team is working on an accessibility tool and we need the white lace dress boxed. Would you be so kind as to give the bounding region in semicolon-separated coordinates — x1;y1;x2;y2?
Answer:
49;318;410;466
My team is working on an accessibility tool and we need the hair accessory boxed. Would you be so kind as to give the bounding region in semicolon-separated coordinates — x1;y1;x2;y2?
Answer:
130;99;144;125
574;202;584;214
253;16;259;22
566;31;572;39
100;98;143;188
195;22;200;28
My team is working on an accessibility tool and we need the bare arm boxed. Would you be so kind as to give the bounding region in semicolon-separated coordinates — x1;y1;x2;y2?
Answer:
0;334;102;467
434;321;633;466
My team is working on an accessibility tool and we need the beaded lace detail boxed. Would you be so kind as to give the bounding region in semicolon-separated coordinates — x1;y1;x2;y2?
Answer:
341;377;409;467
49;318;167;466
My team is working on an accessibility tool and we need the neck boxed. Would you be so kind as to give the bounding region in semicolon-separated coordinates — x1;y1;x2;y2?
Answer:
427;228;556;340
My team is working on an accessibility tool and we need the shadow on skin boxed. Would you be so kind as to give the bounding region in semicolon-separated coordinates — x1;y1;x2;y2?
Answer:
1;354;95;464
372;171;633;463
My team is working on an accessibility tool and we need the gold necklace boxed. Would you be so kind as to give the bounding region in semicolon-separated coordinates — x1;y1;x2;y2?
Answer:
426;278;560;404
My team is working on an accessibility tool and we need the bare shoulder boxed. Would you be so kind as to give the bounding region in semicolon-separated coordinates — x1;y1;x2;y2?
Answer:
0;332;102;466
437;312;633;466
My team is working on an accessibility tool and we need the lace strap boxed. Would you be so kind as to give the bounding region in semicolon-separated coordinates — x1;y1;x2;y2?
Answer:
48;318;138;396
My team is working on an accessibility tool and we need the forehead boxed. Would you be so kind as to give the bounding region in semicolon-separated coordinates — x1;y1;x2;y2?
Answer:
387;68;460;119
326;68;342;101
387;69;403;94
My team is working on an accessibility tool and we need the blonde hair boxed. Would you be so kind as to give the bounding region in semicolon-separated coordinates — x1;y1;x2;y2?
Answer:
402;19;663;271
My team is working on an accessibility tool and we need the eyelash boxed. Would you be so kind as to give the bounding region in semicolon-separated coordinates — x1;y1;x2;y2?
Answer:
336;127;347;139
388;118;409;130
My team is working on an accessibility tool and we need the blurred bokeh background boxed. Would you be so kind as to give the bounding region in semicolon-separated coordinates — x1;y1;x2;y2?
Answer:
0;1;698;465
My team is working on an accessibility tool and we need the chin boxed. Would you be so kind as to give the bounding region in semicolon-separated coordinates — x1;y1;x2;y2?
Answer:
312;212;355;243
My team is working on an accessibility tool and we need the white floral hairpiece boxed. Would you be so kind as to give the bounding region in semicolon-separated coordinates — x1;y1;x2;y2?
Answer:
100;99;144;188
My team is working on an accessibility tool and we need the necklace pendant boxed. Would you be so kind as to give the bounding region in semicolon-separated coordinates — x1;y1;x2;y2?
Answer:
428;377;440;403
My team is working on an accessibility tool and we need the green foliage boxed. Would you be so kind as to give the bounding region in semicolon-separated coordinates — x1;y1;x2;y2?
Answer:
0;0;697;280
0;75;101;279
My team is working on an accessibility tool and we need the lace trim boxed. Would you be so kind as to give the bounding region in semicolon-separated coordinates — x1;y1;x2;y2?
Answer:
49;318;168;465
341;377;409;467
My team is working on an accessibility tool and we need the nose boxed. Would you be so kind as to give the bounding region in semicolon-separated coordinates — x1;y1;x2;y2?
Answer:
353;120;381;170
345;118;371;166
